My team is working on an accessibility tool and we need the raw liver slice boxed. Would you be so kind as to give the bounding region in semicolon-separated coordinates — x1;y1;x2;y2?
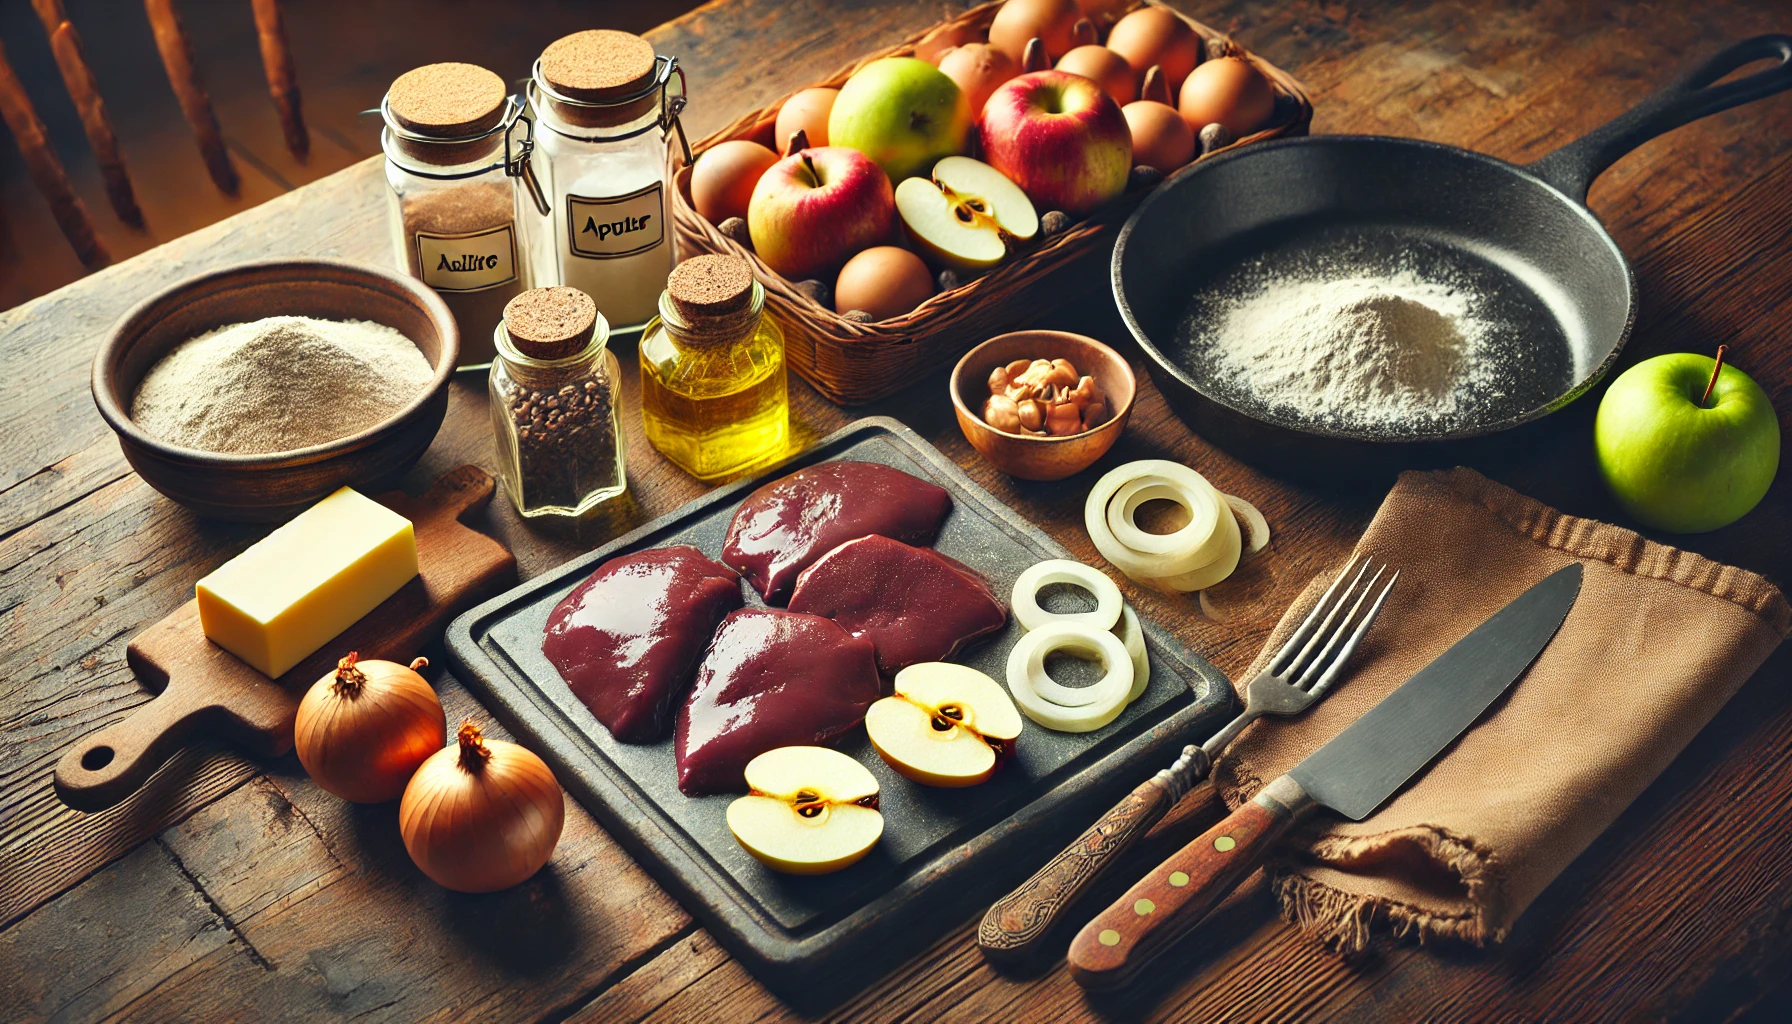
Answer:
542;546;743;744
674;608;881;795
788;535;1008;675
721;461;952;605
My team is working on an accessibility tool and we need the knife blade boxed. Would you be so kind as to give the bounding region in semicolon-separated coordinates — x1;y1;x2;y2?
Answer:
1066;562;1582;990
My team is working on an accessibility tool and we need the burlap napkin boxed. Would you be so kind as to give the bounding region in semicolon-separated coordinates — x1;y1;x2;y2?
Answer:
1213;468;1790;952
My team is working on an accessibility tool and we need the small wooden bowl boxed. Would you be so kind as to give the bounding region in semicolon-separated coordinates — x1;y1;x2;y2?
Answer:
950;330;1136;482
93;258;460;522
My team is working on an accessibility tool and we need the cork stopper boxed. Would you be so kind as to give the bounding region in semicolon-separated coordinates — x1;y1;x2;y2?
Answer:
385;63;508;165
388;63;507;137
537;30;660;129
504;287;599;360
667;256;755;322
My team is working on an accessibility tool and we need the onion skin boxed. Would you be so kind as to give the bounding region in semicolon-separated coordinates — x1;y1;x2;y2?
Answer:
400;720;566;893
295;653;445;804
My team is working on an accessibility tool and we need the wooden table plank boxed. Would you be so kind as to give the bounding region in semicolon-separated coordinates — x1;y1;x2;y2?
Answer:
16;679;695;1024
0;839;234;1021
2;0;1791;1020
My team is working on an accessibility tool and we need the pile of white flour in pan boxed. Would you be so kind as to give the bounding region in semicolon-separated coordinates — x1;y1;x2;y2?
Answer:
1197;268;1498;431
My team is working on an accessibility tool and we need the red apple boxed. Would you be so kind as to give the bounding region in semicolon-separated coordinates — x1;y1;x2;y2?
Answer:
747;146;895;280
978;70;1131;217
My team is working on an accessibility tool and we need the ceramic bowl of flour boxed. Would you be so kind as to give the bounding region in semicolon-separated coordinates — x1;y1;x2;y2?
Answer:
94;258;459;521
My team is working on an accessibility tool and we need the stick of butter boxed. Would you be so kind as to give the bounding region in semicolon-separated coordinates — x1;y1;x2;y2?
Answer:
196;486;419;678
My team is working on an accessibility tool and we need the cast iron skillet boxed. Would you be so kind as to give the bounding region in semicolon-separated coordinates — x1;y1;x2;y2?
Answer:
1113;35;1792;478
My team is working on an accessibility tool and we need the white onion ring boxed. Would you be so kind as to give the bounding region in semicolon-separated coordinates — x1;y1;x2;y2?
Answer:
1114;603;1149;702
1226;494;1271;554
1149;498;1241;592
1105;473;1218;557
1110;478;1231;576
1011;559;1123;632
1029;662;1112;707
1006;622;1133;733
1083;463;1201;577
1083;459;1264;594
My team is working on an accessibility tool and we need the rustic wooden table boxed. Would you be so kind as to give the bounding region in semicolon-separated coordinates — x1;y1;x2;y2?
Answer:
3;1;1791;1020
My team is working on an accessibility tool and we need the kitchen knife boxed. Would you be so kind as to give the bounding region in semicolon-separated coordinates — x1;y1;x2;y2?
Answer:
1066;562;1583;990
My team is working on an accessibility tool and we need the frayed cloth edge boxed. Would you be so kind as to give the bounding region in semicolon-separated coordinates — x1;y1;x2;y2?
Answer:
1271;869;1507;955
1223;756;1510;952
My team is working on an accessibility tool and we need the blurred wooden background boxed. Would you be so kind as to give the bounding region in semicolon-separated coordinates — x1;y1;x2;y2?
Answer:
0;0;709;312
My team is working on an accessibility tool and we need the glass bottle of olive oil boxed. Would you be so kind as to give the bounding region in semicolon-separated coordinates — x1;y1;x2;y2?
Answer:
639;255;788;480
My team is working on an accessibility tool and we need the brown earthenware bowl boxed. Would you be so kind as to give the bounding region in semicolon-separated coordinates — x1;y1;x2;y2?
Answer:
93;258;459;522
949;330;1136;482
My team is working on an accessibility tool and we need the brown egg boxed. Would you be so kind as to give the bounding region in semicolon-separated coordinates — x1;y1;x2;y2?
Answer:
989;0;1082;64
1057;45;1136;106
1105;7;1200;94
775;88;838;151
691;140;779;225
835;246;935;321
1074;0;1130;24
915;21;980;65
1122;100;1194;172
1179;57;1274;138
939;43;1020;119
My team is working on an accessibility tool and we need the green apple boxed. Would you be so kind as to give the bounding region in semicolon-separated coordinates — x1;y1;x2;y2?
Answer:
828;57;972;183
1594;350;1780;533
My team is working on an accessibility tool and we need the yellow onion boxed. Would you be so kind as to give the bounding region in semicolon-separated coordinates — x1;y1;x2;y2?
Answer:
400;720;565;893
295;652;445;803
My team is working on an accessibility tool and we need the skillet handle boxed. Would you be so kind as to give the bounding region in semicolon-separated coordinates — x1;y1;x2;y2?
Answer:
1527;34;1792;201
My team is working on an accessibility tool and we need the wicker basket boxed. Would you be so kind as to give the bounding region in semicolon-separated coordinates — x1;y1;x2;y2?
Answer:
671;0;1313;405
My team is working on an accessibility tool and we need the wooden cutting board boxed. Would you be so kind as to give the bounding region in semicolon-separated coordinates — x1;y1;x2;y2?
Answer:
53;465;516;812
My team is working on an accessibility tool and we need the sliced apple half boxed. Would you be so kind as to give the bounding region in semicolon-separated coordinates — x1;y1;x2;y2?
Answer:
727;746;883;875
866;662;1024;787
894;156;1040;271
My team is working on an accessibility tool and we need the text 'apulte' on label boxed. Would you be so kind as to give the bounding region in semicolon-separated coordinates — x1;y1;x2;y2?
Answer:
567;182;665;260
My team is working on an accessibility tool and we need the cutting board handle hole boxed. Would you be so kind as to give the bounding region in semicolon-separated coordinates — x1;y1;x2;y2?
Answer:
81;746;115;771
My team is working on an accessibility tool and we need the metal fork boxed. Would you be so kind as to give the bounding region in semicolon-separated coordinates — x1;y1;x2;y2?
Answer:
977;557;1398;962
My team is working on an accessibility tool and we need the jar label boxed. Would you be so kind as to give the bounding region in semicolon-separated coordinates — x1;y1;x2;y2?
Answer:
566;182;665;260
415;225;519;292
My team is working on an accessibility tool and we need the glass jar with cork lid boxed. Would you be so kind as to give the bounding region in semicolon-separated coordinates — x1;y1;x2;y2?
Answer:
381;62;548;368
528;30;688;333
640;255;788;481
490;286;627;517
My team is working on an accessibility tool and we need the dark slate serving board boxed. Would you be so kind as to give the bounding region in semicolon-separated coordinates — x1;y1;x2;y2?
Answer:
445;417;1234;1004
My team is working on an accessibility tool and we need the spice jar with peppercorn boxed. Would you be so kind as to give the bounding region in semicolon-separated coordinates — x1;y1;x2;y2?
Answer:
490;286;627;517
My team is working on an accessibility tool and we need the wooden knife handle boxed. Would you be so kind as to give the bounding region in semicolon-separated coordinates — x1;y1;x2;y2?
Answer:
1067;776;1312;990
978;745;1212;961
